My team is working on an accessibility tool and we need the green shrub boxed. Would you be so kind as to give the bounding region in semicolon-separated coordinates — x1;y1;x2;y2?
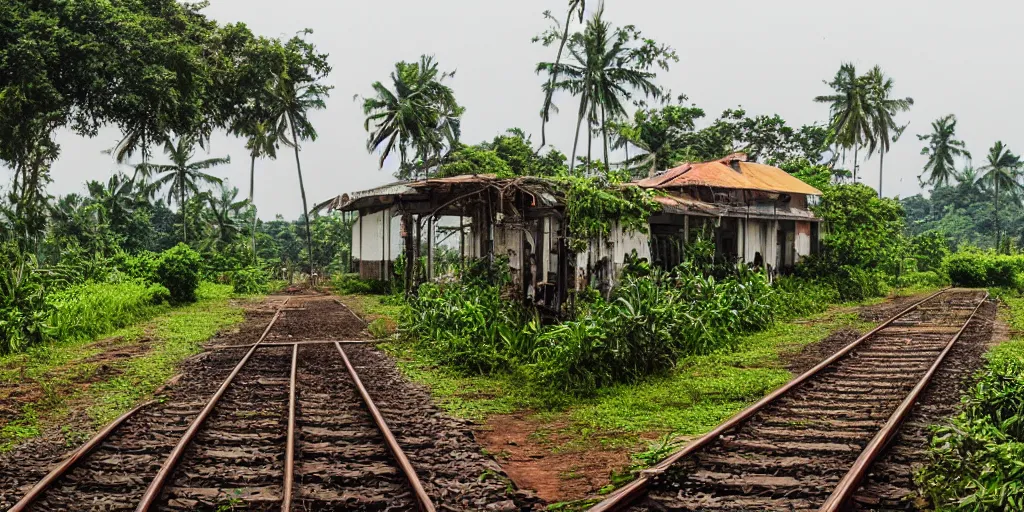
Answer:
111;251;161;283
917;358;1024;510
773;276;840;318
231;267;268;295
911;231;952;272
0;243;51;354
157;244;202;304
896;271;948;289
945;252;990;287
46;281;170;343
944;251;1024;288
403;261;794;396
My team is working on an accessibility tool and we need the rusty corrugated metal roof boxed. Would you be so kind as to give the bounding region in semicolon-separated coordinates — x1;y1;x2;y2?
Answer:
637;154;823;196
653;194;723;216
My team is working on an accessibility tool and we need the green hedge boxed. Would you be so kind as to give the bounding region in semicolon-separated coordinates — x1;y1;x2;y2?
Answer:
156;244;202;304
944;251;1024;288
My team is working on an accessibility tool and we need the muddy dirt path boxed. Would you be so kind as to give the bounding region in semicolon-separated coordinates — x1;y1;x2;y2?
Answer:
0;293;540;511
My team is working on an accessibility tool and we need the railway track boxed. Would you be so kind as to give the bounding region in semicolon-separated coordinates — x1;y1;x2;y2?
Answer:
7;295;436;512
590;288;989;512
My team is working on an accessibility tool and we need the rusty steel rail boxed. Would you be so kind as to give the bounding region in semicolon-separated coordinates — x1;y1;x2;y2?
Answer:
588;288;952;512
206;340;376;350
135;300;288;511
334;342;436;512
819;290;989;511
333;298;369;327
282;343;298;512
8;400;157;512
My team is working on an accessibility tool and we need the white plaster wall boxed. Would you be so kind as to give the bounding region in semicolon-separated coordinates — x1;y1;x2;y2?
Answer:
611;221;651;265
494;224;522;271
742;219;770;265
353;209;400;262
795;221;812;262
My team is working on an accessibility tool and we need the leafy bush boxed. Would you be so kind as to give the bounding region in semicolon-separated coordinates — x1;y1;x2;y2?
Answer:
944;250;1024;288
157;244;202;304
896;271;948;289
403;259;800;396
798;258;889;301
46;281;170;343
0;253;49;354
917;358;1024;510
911;231;951;272
945;252;990;287
111;251;161;283
772;276;839;318
231;267;268;295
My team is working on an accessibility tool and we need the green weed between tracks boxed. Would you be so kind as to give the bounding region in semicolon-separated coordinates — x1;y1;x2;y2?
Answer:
0;283;245;451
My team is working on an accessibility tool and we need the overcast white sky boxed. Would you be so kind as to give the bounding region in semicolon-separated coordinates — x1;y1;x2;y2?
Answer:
32;0;1024;219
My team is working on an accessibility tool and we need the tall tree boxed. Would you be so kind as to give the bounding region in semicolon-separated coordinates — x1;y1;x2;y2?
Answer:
918;114;971;188
538;5;676;173
232;118;278;260
269;34;332;276
534;0;586;152
814;63;874;181
202;184;250;251
138;137;228;243
978;141;1023;251
863;66;913;197
362;55;462;178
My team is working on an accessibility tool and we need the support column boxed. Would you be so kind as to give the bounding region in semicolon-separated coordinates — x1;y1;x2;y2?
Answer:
427;216;435;281
403;213;414;294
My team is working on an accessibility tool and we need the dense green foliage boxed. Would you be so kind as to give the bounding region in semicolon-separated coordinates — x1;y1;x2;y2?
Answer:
799;183;906;300
943;251;1024;288
437;129;567;179
917;356;1024;510
156;244;202;304
46;281;170;344
231;267;269;295
402;249;836;397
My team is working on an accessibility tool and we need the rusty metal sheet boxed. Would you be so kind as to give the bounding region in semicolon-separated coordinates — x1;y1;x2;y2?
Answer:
637;155;822;196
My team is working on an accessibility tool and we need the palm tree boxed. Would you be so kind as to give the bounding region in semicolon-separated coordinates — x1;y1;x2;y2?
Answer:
202;185;250;251
269;69;330;276
978;141;1023;251
232;118;278;260
863;66;913;197
138;137;228;243
362;56;462;177
918;114;971;188
536;0;586;152
815;64;874;181
539;5;670;173
958;165;979;186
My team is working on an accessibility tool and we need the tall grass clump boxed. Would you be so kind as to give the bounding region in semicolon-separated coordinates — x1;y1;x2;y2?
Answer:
46;281;170;343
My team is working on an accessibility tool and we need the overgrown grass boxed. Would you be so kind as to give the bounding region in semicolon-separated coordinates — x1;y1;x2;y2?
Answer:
378;301;873;440
403;260;842;396
46;280;170;343
567;311;872;436
0;283;245;450
87;283;244;424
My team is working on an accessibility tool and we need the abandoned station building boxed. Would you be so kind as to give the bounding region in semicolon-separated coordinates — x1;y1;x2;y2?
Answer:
322;153;823;307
